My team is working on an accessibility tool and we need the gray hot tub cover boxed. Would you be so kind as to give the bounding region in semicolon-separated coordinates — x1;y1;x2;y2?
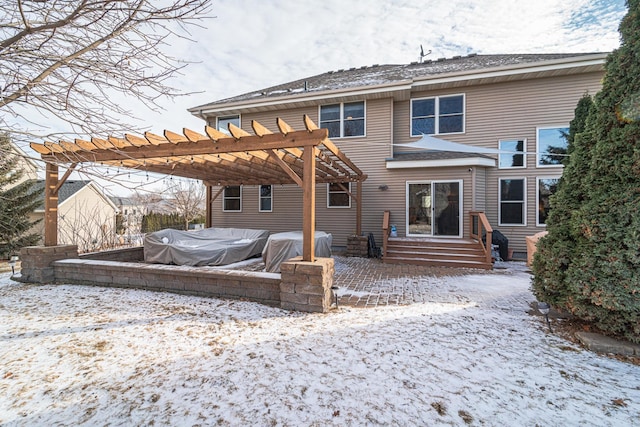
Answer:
144;227;270;266
262;231;332;273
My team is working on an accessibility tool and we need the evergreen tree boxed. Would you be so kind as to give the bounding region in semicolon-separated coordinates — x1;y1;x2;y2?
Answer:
532;94;595;306
0;135;43;258
535;0;640;343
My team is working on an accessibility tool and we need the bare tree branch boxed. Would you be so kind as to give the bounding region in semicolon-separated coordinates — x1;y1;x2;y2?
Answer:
167;180;205;230
1;0;212;141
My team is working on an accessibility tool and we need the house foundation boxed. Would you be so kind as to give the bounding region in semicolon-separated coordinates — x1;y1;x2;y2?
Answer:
279;257;335;313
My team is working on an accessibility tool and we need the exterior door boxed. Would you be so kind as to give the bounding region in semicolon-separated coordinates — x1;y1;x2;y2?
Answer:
407;181;462;237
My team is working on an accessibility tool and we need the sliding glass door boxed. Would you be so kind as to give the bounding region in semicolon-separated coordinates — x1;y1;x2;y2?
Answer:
407;181;461;237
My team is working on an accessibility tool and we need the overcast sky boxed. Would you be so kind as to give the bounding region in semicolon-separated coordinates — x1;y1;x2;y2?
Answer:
17;0;628;194
161;0;626;133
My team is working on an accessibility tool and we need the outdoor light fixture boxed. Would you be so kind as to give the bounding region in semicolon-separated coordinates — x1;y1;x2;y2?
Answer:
537;301;552;332
378;184;389;191
331;286;339;308
8;255;19;276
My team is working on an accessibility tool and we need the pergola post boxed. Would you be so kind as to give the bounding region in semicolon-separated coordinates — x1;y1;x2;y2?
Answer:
44;162;59;246
302;146;316;262
205;184;212;228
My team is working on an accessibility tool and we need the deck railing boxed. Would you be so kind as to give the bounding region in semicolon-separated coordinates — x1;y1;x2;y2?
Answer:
469;211;493;265
382;211;390;259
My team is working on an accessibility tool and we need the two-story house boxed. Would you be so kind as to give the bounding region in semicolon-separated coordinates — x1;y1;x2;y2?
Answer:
188;53;605;263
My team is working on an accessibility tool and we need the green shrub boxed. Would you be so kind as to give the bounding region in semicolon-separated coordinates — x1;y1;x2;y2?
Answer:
533;0;640;343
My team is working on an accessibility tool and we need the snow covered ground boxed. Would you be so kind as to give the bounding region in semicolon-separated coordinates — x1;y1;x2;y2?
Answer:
0;263;638;426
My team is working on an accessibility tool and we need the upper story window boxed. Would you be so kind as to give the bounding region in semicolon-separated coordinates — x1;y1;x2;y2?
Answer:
499;139;526;169
327;182;351;208
537;126;569;167
223;185;242;212
319;102;365;138
217;115;240;136
499;178;526;226
259;185;273;212
411;94;464;136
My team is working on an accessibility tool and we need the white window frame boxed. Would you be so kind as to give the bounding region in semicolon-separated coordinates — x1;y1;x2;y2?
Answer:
498;177;527;226
536;125;569;168
259;184;273;213
405;180;463;238
217;115;241;136
536;176;560;227
410;94;465;137
327;182;351;208
223;185;242;212
498;139;526;169
319;101;366;139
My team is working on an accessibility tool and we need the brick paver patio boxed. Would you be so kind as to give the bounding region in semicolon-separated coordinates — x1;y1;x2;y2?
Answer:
332;255;519;308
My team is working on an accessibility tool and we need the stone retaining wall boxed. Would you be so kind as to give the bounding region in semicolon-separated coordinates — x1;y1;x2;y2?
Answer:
54;259;283;307
346;235;369;257
80;247;144;262
19;245;79;283
280;256;335;312
18;245;336;313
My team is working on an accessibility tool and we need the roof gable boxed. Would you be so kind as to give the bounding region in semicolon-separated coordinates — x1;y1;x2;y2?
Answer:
34;180;115;211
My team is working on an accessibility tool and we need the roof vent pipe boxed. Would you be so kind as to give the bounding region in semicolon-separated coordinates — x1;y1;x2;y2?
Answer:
304;80;308;91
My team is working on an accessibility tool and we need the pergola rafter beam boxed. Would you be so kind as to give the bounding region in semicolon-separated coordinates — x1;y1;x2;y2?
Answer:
35;117;367;256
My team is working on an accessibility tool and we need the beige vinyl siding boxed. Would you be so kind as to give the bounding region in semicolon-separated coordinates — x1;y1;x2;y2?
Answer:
210;98;394;247
386;167;475;238
327;98;393;245
208;70;603;252
474;72;601;251
473;168;487;212
389;72;601;251
211;184;305;231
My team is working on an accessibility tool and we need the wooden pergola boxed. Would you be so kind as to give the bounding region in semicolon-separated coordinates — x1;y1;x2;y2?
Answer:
31;115;367;262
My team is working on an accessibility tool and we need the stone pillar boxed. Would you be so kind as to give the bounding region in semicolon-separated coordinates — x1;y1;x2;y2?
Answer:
279;257;335;313
346;235;369;257
17;245;79;283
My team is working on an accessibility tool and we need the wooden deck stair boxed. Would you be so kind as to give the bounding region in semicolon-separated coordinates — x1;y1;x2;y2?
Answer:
383;237;493;270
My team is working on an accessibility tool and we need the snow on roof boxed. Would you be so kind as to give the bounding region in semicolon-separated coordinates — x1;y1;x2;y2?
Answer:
191;53;605;110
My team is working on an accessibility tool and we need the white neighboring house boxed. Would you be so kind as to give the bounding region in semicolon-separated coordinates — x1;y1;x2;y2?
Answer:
31;180;119;253
110;196;147;245
7;143;38;186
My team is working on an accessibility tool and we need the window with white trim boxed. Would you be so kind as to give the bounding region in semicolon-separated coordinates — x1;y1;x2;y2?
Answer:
259;185;272;212
223;185;242;212
537;126;569;167
319;102;365;138
411;94;464;136
499;178;526;225
327;182;351;208
217;115;240;136
537;177;560;226
498;139;526;169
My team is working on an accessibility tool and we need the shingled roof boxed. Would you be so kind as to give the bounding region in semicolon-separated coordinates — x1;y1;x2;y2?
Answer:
190;53;606;111
32;180;91;211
